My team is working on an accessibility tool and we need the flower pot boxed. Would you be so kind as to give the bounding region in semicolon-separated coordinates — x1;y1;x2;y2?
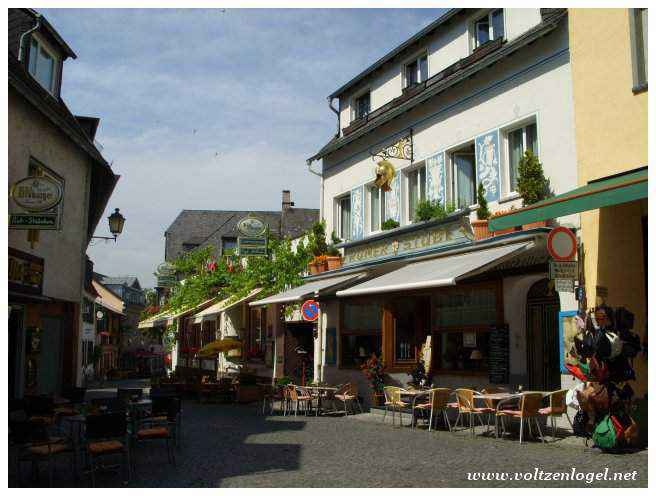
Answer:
471;219;491;240
522;219;551;230
325;256;342;271
308;262;320;275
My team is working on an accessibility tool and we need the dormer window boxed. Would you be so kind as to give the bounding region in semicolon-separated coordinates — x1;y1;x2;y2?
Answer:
474;9;504;49
404;54;428;88
28;35;59;95
354;91;371;120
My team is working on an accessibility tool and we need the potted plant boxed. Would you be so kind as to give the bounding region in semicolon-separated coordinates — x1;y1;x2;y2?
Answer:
360;353;386;406
472;183;491;240
308;221;329;274
325;231;343;271
516;150;552;229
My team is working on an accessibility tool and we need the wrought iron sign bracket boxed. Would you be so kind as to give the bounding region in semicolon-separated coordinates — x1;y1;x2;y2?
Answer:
369;129;413;162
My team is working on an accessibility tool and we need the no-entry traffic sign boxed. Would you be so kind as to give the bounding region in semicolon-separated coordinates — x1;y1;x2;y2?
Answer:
547;227;577;261
301;299;320;322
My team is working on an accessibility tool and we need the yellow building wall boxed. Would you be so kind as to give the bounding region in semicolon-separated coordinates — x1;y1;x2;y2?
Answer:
569;9;648;398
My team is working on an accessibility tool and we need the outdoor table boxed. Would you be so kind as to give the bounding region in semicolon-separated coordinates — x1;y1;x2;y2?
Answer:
302;386;338;416
400;388;431;428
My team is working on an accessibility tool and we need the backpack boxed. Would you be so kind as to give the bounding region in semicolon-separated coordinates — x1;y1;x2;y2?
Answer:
606;332;623;359
572;410;590;438
592;415;618;450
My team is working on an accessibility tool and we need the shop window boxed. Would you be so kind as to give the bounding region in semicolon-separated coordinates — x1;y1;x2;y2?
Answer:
369;185;386;233
353;90;370;120
473;9;504;50
406;164;426;222
341;302;382;367
438;331;490;371
629;8;648;92
506;121;538;193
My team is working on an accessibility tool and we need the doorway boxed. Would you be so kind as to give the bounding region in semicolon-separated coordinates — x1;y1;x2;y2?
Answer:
284;323;315;384
526;279;561;391
38;316;64;396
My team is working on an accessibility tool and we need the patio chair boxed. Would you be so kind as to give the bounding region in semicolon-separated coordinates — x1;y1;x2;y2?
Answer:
539;389;572;441
261;384;284;415
497;392;546;444
10;417;77;487
84;412;131;486
132;398;180;468
413;388;452;431
334;383;363;415
453;389;495;436
142;396;183;447
383;386;409;426
288;385;313;416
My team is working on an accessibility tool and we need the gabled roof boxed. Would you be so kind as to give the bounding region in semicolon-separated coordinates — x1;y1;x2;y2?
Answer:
95;273;142;290
92;280;125;315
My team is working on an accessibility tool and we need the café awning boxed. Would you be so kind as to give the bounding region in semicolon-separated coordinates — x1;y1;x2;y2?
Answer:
138;298;216;329
336;242;533;297
488;167;647;231
250;273;365;307
191;288;262;324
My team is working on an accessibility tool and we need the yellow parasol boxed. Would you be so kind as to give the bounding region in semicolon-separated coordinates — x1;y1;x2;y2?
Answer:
197;338;242;358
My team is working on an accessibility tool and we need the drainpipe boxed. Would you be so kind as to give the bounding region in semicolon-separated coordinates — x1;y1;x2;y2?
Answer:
18;13;42;63
328;96;340;138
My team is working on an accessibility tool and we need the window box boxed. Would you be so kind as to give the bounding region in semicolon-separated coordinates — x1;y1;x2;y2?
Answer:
325;256;342;271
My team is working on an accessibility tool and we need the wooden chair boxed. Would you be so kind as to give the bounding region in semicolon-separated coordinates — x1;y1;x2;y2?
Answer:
383;386;409;427
539;389;572;441
453;389;495;436
497;392;546;444
413;388;452;431
334;383;363;415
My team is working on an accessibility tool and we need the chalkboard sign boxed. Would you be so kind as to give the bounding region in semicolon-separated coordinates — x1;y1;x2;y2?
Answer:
488;325;510;384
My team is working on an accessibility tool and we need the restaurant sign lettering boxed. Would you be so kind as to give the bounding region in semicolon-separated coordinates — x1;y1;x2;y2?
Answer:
343;218;473;266
9;248;44;295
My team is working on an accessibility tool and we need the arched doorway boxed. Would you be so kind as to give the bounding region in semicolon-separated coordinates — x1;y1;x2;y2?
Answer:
526;279;561;391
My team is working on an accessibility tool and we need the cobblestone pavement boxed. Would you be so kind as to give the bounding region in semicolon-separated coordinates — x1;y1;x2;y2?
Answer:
11;385;648;488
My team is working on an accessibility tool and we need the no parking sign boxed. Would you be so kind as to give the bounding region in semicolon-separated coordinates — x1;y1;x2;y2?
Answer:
301;299;320;322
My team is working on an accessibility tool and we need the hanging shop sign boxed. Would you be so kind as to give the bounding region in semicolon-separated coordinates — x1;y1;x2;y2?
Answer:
8;248;44;295
10;176;63;212
238;236;267;256
301;299;320;322
155;262;176;288
237;215;267;256
547;227;577;261
343;217;472;266
549;260;578;280
237;216;267;237
554;278;575;293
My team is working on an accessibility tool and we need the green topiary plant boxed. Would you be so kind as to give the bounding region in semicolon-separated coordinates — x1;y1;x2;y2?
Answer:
381;219;400;231
516;150;550;206
476;183;490;220
309;221;328;257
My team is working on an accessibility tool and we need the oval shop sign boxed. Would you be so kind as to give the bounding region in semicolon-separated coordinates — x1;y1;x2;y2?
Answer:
237;216;267;237
11;176;63;212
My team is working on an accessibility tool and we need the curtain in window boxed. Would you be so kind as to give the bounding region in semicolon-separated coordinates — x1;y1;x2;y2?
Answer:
409;171;419;221
508;128;523;191
406;60;418;86
455;154;475;208
476;18;490;46
370;187;380;231
525;123;538;155
35;48;54;92
419;56;428;82
491;9;504;40
340;198;351;240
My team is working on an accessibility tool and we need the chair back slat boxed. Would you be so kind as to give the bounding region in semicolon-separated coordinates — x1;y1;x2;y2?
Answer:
431;388;451;410
549;389;568;414
455;388;476;410
520;393;543;417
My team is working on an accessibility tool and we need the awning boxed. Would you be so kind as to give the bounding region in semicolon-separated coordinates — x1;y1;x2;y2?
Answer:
138;312;170;329
249;273;365;307
489;167;647;231
191;288;262;324
138;298;216;329
336;242;533;297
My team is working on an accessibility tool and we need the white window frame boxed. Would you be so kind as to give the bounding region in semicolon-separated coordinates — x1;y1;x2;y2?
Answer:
28;33;60;96
502;118;539;197
404;162;427;223
367;184;386;235
351;88;371;122
472;9;505;50
448;145;477;211
403;52;429;89
335;194;352;241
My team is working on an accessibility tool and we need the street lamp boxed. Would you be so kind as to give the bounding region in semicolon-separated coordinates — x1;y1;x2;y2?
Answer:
92;208;126;242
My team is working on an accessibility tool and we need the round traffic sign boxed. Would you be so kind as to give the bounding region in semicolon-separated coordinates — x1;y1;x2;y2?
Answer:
547;227;577;261
301;299;320;322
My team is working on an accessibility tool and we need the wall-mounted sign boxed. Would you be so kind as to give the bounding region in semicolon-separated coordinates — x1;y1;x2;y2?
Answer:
549;260;578;280
10;176;63;212
8;248;44;295
343;218;473;266
155;262;176;288
238;236;267;256
555;278;575;293
547;227;577;261
237;216;267;237
9;213;58;230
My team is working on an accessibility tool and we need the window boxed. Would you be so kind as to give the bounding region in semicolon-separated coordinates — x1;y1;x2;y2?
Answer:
629;8;648;91
474;9;504;49
82;298;94;324
336;195;351;241
451;151;476;209
407;165;427;222
507;122;538;193
341;303;382;367
369;186;386;232
28;36;59;95
222;237;237;256
353;91;370;120
405;54;429;88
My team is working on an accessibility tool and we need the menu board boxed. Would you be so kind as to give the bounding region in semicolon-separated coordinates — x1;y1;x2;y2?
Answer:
488;325;509;384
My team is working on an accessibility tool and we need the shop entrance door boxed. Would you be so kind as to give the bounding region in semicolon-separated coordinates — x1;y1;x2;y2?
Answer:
526;279;560;391
9;306;24;400
38;316;63;396
284;323;315;384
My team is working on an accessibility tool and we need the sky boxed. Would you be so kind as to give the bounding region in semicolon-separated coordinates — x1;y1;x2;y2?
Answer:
40;8;446;288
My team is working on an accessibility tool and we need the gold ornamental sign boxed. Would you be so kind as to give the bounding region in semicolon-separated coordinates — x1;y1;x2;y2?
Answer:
10;176;63;212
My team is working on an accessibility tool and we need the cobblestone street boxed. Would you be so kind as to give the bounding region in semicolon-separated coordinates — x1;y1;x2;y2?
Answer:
11;384;648;488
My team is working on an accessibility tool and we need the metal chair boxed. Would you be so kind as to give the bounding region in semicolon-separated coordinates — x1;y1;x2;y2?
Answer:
413;388;452;431
84;412;131;486
497;393;546;444
539;389;572;441
383;386;409;426
334;383;363;416
132;397;180;468
453;389;495;436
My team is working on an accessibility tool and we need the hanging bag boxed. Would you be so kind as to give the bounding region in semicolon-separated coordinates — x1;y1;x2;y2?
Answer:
592;415;618;450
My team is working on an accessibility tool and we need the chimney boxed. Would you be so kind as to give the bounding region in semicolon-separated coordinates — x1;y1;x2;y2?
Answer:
282;190;294;211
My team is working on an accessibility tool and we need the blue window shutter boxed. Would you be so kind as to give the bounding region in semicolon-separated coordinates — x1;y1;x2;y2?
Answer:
426;152;446;206
350;186;364;240
475;130;501;202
